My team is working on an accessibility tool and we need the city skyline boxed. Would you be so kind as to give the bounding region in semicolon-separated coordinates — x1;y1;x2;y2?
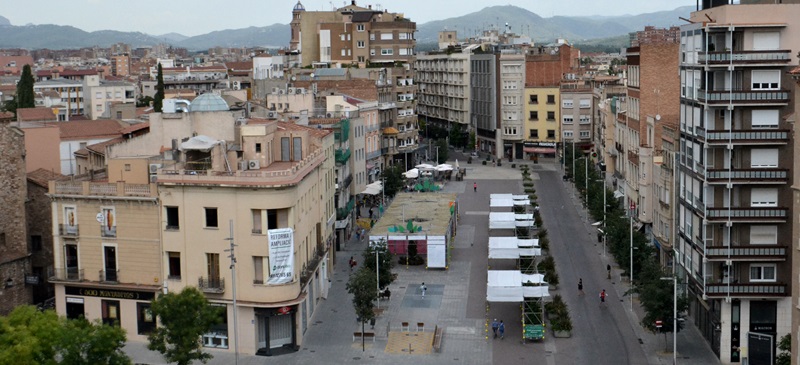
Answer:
1;0;695;37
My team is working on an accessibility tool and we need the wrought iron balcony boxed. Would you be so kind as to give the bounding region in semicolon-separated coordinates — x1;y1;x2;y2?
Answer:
705;283;787;297
198;276;225;293
701;129;789;144
705;207;788;222
698;50;792;65
99;269;119;283
59;224;79;237
697;89;789;105
705;168;788;184
704;245;787;261
50;268;84;282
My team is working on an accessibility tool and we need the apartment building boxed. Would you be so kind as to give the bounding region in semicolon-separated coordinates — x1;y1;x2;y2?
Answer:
289;1;416;68
792;64;800;365
416;48;472;130
0;124;33;315
499;52;525;160
677;2;799;362
33;78;85;120
83;75;137;120
110;54;131;77
470;52;500;156
560;78;594;152
591;76;625;176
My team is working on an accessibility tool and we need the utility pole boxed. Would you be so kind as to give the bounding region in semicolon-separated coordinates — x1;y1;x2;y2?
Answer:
224;220;239;365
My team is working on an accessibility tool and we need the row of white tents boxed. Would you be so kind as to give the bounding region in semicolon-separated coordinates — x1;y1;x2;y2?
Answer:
402;163;458;179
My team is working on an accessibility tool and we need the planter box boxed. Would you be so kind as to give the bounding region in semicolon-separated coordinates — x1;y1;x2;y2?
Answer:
552;330;571;338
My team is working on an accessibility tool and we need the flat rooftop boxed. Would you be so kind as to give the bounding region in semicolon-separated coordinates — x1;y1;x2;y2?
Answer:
370;192;457;237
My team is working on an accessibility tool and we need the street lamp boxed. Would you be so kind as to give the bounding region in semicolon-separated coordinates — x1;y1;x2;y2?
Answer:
629;200;636;312
660;275;678;365
595;178;607;257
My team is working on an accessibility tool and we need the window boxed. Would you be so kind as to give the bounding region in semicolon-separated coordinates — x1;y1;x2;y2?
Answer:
252;209;262;234
529;94;538;104
562;100;574;108
31;235;42;252
751;70;780;90
370;49;376;56
750;188;778;207
116;111;122;119
203;305;228;348
253;256;267;284
341;49;346;56
380;33;393;40
380;49;393;55
547;111;555;121
749;264;776;282
167;252;181;279
137;303;155;335
370;33;375;41
563;130;574;139
255;143;262;153
156;205;177;231
580;130;590;139
562;116;574;124
529;111;538;120
751;149;778;168
750;225;777;245
579;99;591;108
101;300;121;326
751;110;779;129
579;115;590;124
546;95;555;104
205;207;218;228
357;41;365;48
267;209;278;229
206;253;221;287
340;34;345;41
547;130;555;139
529;129;538;138
356;24;365;32
124;164;131;171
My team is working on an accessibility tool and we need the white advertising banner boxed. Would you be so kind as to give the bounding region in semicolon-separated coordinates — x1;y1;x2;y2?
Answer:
268;228;294;285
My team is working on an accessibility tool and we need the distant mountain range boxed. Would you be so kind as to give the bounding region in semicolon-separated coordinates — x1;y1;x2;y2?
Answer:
0;5;693;51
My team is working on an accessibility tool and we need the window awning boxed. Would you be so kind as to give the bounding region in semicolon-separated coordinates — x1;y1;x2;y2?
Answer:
523;147;556;154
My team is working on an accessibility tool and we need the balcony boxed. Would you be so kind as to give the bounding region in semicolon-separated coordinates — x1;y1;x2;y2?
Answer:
336;197;355;221
50;268;84;282
705;245;787;261
705;207;788;222
397;143;418;153
335;148;351;164
59;224;79;237
99;269;119;283
705;168;788;184
367;149;382;160
698;50;792;65
701;129;789;145
51;181;156;198
697;89;789;105
337;174;353;192
705;283;787;298
198;276;225;293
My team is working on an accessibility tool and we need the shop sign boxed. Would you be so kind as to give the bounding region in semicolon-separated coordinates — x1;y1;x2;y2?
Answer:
64;286;155;301
277;306;292;315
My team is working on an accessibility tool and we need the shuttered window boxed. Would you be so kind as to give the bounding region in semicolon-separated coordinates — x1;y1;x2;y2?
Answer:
750;149;778;168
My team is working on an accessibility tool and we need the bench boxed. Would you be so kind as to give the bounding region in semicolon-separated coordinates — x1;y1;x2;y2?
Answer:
432;325;444;352
353;332;376;342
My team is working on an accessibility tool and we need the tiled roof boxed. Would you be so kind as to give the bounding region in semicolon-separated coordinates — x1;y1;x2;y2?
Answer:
27;168;69;188
60;69;98;76
17;107;58;122
120;122;149;134
293;79;377;102
352;11;374;22
59;119;125;140
225;61;252;71
86;136;125;154
790;66;800;75
276;121;332;139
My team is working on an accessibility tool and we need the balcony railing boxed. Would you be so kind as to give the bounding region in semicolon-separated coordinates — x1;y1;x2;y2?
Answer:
702;129;789;144
367;149;382;160
698;50;792;64
99;269;119;283
705;283;787;297
705;168;788;183
59;224;79;237
198;276;225;293
705;245;787;261
697;89;789;104
705;207;788;221
51;268;84;282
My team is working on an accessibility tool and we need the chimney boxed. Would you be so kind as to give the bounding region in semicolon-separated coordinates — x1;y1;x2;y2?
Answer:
351;0;355;5
368;5;372;9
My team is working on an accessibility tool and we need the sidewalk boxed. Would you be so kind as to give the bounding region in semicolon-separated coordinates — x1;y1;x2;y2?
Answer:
559;168;719;365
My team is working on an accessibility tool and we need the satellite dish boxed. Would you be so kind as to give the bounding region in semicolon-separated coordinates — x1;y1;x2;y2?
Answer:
291;76;296;81
310;73;315;78
655;114;661;121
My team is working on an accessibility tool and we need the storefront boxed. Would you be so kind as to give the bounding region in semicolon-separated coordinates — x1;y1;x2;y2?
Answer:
522;142;558;160
59;285;158;341
254;305;298;356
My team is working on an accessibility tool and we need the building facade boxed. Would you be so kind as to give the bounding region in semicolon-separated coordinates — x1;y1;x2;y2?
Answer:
470;52;500;156
677;2;799;362
499;52;525;160
416;50;472;131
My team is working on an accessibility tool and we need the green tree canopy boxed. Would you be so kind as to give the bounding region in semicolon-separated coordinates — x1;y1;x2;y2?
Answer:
346;267;378;324
16;64;35;109
381;165;404;198
147;287;223;365
0;305;130;365
435;138;449;164
361;239;395;290
154;63;165;113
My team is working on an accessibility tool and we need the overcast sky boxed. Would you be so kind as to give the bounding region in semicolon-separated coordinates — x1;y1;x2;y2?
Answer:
2;0;697;37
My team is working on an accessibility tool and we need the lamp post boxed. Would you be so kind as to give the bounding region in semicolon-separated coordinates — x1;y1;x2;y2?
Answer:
629;200;635;311
595;178;607;257
224;220;239;365
660;275;678;364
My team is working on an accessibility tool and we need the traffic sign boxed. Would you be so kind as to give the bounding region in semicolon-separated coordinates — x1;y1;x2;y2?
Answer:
655;320;663;328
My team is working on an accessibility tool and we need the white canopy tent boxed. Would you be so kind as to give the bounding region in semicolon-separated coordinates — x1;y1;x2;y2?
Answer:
489;212;535;230
403;168;419;179
435;164;454;171
490;199;532;208
360;181;383;195
486;270;550;302
415;163;435;170
488;237;541;259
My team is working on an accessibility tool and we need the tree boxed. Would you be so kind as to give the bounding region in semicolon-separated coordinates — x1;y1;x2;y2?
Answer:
776;333;791;365
361;238;395;290
448;123;466;148
435;138;449;164
0;305;131;365
147;287;223;365
16;64;35;109
345;267;377;351
2;96;18;118
468;130;476;151
136;95;154;107
381;165;404;198
153;63;165;113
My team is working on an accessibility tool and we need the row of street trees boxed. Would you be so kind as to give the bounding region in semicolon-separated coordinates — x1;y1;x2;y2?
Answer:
564;143;689;337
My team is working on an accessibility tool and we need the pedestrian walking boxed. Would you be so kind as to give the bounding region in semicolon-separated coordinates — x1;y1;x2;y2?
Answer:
355;229;361;241
599;289;607;304
498;320;505;339
607;264;612;279
578;278;584;295
369;208;374;219
349;256;357;272
473;182;477;192
420;282;427;297
491;319;499;339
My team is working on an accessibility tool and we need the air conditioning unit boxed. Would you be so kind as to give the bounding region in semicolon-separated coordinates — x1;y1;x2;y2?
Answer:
326;112;334;118
149;164;162;174
266;111;278;119
232;81;241;90
239;161;249;171
278;89;285;94
272;87;280;93
248;160;260;170
288;87;296;94
149;175;158;183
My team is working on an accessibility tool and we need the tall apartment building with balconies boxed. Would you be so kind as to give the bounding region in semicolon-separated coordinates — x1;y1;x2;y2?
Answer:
677;1;799;362
416;49;472;131
471;52;501;156
499;52;525;160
